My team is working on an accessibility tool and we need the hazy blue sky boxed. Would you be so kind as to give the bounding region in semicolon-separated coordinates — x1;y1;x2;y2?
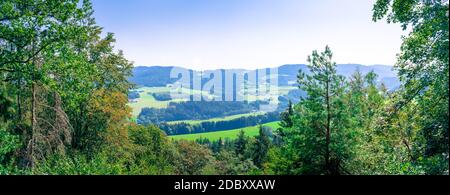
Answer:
92;0;407;70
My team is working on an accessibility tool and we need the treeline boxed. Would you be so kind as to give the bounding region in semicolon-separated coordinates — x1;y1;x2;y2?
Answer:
137;100;266;124
159;112;279;135
151;92;172;101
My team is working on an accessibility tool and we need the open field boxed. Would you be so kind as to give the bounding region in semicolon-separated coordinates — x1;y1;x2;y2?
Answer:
169;121;280;141
129;86;295;117
129;86;221;117
128;87;183;117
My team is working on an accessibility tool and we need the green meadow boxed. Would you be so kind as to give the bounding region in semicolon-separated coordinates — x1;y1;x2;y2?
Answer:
169;121;280;141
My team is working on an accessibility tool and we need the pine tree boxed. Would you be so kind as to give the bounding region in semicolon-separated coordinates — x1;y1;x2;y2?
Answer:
277;100;294;142
280;100;294;129
252;125;271;168
235;130;248;157
282;46;355;175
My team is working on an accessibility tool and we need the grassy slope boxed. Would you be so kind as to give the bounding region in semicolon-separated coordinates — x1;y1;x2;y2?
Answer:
169;121;280;141
128;87;181;117
128;86;219;117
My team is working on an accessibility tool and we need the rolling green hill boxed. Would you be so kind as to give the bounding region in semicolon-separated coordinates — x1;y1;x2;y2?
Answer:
169;121;280;141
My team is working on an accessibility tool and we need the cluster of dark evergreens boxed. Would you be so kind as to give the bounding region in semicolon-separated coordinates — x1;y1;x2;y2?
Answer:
150;92;172;101
127;91;140;100
194;126;274;172
1;0;448;175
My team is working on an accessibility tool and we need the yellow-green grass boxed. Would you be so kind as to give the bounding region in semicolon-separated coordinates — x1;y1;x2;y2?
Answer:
169;121;280;141
129;85;296;118
128;86;218;117
128;93;171;117
128;87;184;117
166;112;266;125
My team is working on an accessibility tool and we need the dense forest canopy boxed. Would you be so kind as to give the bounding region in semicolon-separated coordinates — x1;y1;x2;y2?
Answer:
138;100;267;123
0;0;448;175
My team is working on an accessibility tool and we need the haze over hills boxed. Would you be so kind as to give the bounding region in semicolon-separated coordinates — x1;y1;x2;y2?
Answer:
130;64;400;90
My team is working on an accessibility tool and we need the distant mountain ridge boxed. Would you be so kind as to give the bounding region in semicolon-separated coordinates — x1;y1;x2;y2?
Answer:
129;64;400;90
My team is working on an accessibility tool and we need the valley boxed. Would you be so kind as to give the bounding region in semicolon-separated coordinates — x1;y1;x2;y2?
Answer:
128;64;399;140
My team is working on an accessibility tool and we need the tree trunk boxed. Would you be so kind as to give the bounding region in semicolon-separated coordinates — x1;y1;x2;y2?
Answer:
17;77;22;120
30;43;39;169
325;79;331;174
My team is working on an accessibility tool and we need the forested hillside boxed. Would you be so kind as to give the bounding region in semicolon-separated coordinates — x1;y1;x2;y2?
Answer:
0;0;448;175
131;64;400;89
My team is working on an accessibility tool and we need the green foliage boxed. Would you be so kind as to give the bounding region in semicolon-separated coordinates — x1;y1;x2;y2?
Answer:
213;150;258;175
277;100;294;142
127;124;179;174
235;130;248;156
174;140;215;175
266;147;291;175
0;128;19;162
33;152;123;175
32;124;181;175
251;126;271;168
1;0;447;176
0;128;20;174
0;84;14;122
273;46;356;175
373;0;449;175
